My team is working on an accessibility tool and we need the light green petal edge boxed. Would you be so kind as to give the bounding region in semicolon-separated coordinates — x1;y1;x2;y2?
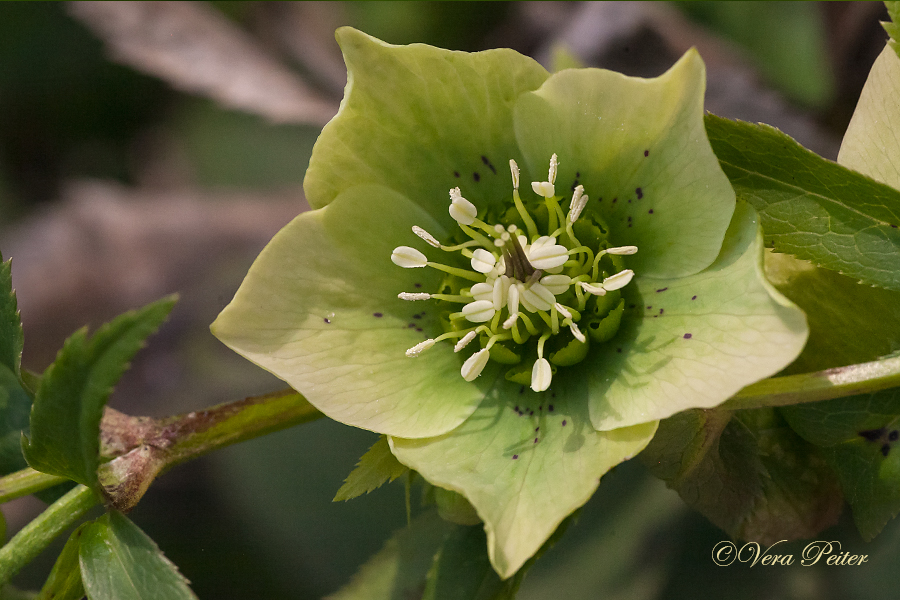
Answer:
838;45;900;189
513;49;735;279
304;27;549;226
211;184;495;438
587;201;809;431
390;376;657;579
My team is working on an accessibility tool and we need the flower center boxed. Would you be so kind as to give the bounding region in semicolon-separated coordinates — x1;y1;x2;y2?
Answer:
392;154;637;392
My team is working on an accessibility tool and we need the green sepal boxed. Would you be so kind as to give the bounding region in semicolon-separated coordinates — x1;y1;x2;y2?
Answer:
0;254;23;379
37;524;87;600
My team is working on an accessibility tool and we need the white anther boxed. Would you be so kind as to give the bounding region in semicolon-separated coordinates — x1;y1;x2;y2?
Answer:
531;181;555;198
454;331;478;352
549;154;559;185
602;269;635;291
391;246;428;268
470;282;493;302
569;322;586;343
509;159;520;190
494;224;505;233
502;314;518;329
449;187;477;225
461;349;491;381
555;303;572;320
406;339;435;357
531;358;552;392
569;190;588;222
494;238;505;248
507;284;520;316
399;292;431;301
540;274;572;295
521;282;555;311
606;246;639;255
412;226;441;248
462;300;496;323
580;282;607;296
471;249;497;274
528;242;569;270
507;224;518;233
492;276;509;310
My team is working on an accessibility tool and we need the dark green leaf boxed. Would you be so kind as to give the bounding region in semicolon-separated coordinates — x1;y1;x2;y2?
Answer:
0;365;31;477
0;255;23;378
326;511;455;600
37;524;87;600
764;252;900;374
333;435;408;502
22;296;176;488
79;512;197;600
422;524;517;600
641;407;843;543
884;1;900;54
705;113;900;290
781;390;900;540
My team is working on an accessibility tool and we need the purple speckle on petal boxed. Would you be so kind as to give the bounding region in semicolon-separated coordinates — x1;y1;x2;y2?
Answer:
648;209;654;214
684;333;692;339
636;187;643;199
416;328;423;332
616;347;622;353
612;197;618;203
534;438;539;444
659;308;664;315
691;295;697;300
414;283;422;288
535;426;540;432
562;420;567;426
453;171;460;178
324;318;331;324
373;312;383;318
644;150;649;157
647;306;652;310
656;288;668;293
473;172;480;182
512;454;519;460
413;314;421;319
548;404;554;412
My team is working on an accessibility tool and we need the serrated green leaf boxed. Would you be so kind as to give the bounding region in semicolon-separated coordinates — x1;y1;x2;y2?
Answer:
705;113;900;290
641;407;843;543
781;391;900;540
326;511;455;600
79;512;196;600
884;1;900;54
0;255;23;378
0;365;31;477
334;435;408;502
37;524;86;600
22;296;176;488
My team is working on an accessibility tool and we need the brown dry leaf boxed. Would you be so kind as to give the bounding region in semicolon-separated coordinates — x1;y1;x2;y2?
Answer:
68;1;338;125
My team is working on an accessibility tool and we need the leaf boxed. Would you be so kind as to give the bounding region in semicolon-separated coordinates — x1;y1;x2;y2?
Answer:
79;512;197;600
705;113;900;290
0;365;31;478
641;407;843;544
781;390;900;540
0;254;23;377
326;511;454;600
884;1;900;54
334;435;408;502
22;296;176;488
37;524;87;600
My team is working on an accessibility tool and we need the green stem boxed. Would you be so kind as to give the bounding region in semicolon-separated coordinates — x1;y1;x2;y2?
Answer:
0;484;98;586
0;469;68;504
722;355;900;411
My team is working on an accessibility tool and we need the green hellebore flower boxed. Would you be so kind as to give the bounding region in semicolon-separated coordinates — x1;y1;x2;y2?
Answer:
211;28;808;578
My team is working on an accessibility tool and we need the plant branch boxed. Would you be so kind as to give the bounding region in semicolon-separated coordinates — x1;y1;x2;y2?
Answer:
0;468;68;505
0;485;98;586
722;355;900;411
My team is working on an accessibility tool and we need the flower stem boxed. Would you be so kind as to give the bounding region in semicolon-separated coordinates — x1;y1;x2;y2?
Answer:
722;355;900;411
0;469;68;505
0;484;98;586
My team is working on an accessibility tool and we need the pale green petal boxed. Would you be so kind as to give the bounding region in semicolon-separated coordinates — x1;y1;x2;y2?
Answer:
513;49;734;278
304;27;549;223
212;184;494;438
838;46;900;188
586;201;808;430
390;377;657;579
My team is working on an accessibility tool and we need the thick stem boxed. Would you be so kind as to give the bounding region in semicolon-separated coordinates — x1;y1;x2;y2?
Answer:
0;485;98;586
722;355;900;411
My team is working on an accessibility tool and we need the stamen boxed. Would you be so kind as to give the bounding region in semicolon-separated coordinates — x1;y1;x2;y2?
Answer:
454;330;478;352
569;187;588;222
449;188;477;225
548;153;559;185
580;282;607;296
412;226;441;248
509;159;520;190
606;246;639;255
531;357;552;392
399;292;431;301
531;181;555;199
502;314;518;329
471;249;497;274
461;349;490;381
555;303;572;320
527;239;569;270
392;246;428;268
541;274;572;295
406;339;435;357
602;269;635;291
570;322;586;343
461;300;496;323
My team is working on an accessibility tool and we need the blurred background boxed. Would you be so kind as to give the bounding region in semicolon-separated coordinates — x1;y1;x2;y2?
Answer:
0;2;897;598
